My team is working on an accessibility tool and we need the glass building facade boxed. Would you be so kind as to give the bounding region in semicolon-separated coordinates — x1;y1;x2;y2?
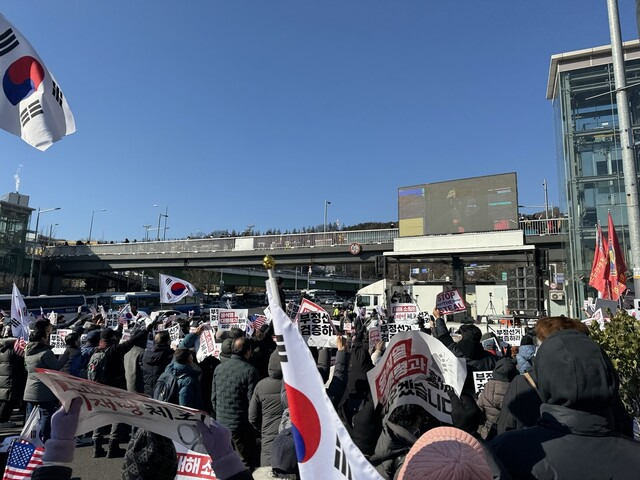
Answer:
0;192;33;277
547;41;640;316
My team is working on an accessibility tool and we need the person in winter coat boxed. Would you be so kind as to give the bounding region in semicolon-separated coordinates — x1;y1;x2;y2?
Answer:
60;333;81;377
490;329;640;479
164;348;203;409
212;337;260;469
0;337;27;426
123;331;147;394
516;336;536;374
142;330;174;396
91;322;155;458
249;350;283;466
433;309;495;434
23;328;70;442
476;358;518;440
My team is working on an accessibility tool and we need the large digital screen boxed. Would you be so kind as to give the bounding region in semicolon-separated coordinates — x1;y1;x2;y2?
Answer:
398;173;518;236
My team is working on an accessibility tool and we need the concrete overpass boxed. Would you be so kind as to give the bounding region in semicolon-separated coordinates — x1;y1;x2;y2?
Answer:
42;220;567;274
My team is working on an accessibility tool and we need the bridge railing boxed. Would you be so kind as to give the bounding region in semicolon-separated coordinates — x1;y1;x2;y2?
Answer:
43;228;401;257
43;219;567;258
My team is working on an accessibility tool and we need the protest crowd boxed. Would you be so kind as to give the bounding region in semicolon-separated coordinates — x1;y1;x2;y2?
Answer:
1;276;640;480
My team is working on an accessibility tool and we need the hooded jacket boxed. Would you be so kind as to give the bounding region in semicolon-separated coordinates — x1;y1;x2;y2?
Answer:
94;327;148;389
23;341;69;403
476;358;518;440
0;338;27;402
490;330;640;479
249;350;283;466
142;343;174;396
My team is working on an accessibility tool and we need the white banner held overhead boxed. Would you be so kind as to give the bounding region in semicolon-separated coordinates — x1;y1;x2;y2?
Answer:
298;310;336;348
367;331;466;424
49;328;72;355
215;309;248;331
33;369;211;451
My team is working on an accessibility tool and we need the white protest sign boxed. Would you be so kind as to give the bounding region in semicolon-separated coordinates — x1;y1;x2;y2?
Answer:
298;311;336;348
174;441;217;479
436;289;466;315
49;329;72;355
105;310;119;330
368;326;381;346
379;322;420;344
33;369;211;451
168;324;183;348
209;308;219;328
367;331;466;423
216;309;248;331
494;327;524;345
391;303;419;323
195;325;218;363
473;371;493;394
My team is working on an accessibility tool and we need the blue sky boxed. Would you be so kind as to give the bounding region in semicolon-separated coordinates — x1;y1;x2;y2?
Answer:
1;1;638;241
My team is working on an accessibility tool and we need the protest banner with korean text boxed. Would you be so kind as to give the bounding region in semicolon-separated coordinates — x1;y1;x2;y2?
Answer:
33;369;211;451
49;329;72;355
368;327;381;347
473;371;493;394
298;311;336;348
379;323;419;344
391;303;419;323
436;289;466;315
367;331;466;424
494;327;524;345
195;325;218;363
214;309;248;331
174;442;217;479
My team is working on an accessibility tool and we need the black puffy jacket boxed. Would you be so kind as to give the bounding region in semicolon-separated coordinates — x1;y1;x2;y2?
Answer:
249;350;283;466
212;354;259;431
0;338;27;402
490;330;640;479
142;343;174;396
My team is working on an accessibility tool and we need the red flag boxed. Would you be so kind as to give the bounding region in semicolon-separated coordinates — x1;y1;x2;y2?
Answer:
607;212;628;300
589;223;610;297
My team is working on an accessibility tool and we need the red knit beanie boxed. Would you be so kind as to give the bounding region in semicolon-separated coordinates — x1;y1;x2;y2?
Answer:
397;426;492;480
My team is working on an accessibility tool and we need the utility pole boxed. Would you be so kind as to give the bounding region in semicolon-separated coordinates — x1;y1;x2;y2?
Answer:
607;0;640;295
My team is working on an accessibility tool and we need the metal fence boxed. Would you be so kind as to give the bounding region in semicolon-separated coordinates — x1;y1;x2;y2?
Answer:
42;219;568;258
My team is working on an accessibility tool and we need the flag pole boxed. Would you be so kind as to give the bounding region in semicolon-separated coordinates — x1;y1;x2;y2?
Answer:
263;256;281;309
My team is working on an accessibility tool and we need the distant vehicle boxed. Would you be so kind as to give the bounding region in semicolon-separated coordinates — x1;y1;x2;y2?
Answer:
220;293;239;308
332;298;345;308
0;294;87;316
149;310;189;322
111;291;204;315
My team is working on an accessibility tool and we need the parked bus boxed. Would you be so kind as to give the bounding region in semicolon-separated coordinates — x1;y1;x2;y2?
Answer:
110;291;205;315
0;294;87;316
85;292;124;311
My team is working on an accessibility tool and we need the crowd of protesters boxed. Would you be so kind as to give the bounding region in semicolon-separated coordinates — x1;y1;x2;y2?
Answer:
1;289;640;479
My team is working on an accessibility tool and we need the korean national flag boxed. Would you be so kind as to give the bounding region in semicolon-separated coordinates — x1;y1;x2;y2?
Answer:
0;13;75;151
265;280;383;480
159;274;196;304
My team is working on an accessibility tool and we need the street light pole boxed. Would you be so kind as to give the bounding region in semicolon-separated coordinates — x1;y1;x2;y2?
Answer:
88;209;106;244
153;205;169;241
143;224;152;241
323;200;331;235
607;0;640;296
28;207;60;296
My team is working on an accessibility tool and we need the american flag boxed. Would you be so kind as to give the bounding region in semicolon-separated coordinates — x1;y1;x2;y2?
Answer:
13;338;26;357
2;439;43;480
250;315;267;331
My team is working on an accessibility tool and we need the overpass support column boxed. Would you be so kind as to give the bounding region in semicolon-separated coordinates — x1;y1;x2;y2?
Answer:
451;256;467;321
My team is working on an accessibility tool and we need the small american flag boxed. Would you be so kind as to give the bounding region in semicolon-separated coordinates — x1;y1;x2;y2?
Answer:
13;338;26;357
2;439;43;480
250;315;267;331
